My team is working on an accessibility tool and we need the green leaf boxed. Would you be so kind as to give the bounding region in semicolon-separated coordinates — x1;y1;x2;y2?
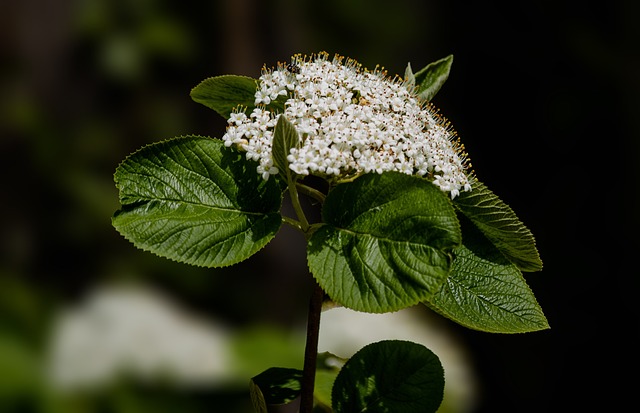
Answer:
332;340;444;413
307;172;461;313
425;217;549;333
250;367;302;410
112;136;282;267
404;62;416;90
413;54;454;102
453;178;543;272
249;379;269;413
190;75;258;119
272;115;300;182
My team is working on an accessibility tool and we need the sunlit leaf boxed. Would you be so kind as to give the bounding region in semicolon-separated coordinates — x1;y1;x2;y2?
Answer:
308;173;461;313
413;55;454;102
425;217;549;333
454;178;543;272
113;136;282;267
190;75;258;119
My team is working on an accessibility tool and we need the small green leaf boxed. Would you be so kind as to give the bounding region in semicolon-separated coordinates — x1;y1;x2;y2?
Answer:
332;340;444;413
112;136;282;267
404;62;416;90
413;55;454;102
250;367;302;409
454;178;543;272
190;75;258;119
307;172;461;313
425;217;549;333
272;115;300;182
249;379;268;413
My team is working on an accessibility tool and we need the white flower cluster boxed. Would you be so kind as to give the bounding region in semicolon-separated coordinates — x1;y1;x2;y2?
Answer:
222;53;472;197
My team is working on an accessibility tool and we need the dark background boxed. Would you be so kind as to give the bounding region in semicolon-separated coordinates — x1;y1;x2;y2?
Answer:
1;0;638;412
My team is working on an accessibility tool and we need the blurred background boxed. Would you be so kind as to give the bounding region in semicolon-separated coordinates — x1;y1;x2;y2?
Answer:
1;0;638;412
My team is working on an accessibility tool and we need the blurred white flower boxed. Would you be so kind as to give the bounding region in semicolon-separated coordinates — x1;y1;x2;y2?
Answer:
46;284;232;390
223;52;472;198
45;285;476;413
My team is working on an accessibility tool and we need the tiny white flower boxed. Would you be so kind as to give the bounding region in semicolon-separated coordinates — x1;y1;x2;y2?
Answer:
228;112;246;126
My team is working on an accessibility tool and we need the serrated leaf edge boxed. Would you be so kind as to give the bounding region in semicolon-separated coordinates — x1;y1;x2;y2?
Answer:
453;178;543;272
112;135;282;268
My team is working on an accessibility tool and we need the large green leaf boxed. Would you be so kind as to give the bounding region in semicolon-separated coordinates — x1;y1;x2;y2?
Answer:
425;217;549;333
112;136;282;267
453;178;543;272
307;172;461;313
407;55;454;102
190;75;258;119
332;340;444;413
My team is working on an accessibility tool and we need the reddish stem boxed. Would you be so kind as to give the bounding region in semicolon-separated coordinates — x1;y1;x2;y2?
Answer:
299;281;324;413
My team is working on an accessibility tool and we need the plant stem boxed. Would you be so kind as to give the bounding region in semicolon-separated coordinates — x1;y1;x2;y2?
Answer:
288;179;321;412
282;216;304;232
296;182;326;204
300;281;324;413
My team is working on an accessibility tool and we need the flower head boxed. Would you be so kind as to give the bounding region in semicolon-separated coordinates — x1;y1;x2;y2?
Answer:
222;52;472;197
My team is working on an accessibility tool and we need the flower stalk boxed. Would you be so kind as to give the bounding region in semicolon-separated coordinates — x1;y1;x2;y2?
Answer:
288;180;310;232
296;182;326;204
